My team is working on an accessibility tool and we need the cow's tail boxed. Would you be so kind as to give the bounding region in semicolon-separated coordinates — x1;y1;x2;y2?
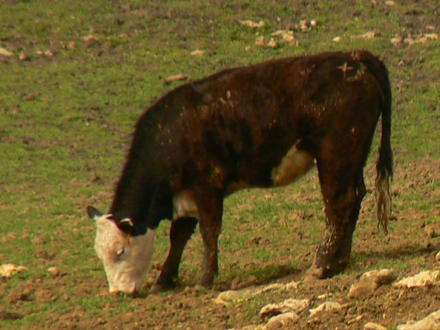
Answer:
372;58;393;235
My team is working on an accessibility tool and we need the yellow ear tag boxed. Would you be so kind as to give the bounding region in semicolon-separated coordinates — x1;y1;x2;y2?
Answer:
126;232;131;245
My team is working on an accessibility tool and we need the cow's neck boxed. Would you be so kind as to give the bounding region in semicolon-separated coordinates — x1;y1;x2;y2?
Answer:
109;157;157;235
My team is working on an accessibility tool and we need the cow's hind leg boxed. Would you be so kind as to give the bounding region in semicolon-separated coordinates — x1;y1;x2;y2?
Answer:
152;217;198;292
307;162;367;279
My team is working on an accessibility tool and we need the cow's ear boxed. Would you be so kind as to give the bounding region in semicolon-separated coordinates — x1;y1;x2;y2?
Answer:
118;218;134;233
87;206;103;220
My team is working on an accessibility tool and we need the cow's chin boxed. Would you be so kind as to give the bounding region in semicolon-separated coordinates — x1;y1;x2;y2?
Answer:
106;267;149;294
108;279;141;294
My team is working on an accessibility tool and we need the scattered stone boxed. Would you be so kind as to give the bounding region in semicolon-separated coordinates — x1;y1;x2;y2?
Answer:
285;281;300;290
47;266;65;277
352;31;380;40
391;35;404;45
19;52;29;61
385;1;396;6
83;35;98;42
397;309;440;330
0;264;28;278
309;301;348;317
260;298;311;318
333;36;342;42
191;49;206;56
266;38;278;48
0;47;13;57
364;322;388;330
393;270;439;288
347;315;365;325
317;293;332;299
300;20;310;32
214;283;287;306
435;251;440;261
264;312;299;329
255;36;266;46
392;33;438;46
348;269;397;298
163;74;188;85
272;30;296;44
239;20;266;28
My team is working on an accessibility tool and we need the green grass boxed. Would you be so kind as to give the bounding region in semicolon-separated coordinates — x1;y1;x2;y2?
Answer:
1;0;439;329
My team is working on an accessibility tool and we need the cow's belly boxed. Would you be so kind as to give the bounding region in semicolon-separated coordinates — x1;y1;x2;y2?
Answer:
172;146;315;221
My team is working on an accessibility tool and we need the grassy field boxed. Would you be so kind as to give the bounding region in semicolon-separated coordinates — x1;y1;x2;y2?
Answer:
1;1;439;329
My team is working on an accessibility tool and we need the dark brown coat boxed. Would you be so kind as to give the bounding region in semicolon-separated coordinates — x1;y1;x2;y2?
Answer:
99;50;393;290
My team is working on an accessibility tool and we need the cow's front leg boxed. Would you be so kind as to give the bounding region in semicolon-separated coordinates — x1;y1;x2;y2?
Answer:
307;165;366;279
152;217;198;292
194;190;224;287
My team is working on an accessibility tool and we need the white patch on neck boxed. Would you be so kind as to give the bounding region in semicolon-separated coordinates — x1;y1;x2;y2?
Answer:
173;191;199;220
271;146;315;186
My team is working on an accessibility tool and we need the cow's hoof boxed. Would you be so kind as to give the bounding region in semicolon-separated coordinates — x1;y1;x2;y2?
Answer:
151;284;174;293
199;273;215;288
304;265;328;281
151;279;177;293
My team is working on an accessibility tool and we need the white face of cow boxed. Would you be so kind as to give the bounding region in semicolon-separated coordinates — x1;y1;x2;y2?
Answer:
90;210;155;294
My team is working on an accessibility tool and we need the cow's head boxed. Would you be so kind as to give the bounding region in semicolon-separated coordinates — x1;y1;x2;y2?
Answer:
86;206;155;294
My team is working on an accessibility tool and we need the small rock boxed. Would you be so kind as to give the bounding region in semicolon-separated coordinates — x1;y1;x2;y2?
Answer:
352;31;380;40
393;271;439;288
215;283;286;306
47;267;61;276
347;315;365;325
163;74;188;85
348;269;397;298
266;38;278;48
239;20;266;28
435;251;440;261
391;36;404;46
264;312;299;330
0;264;28;278
284;281;300;290
333;36;342;42
191;49;206;56
309;301;348;317
385;1;396;6
300;20;309;32
83;35;98;42
397;309;440;330
0;48;13;57
260;299;311;318
364;322;388;330
19;52;30;61
255;36;266;46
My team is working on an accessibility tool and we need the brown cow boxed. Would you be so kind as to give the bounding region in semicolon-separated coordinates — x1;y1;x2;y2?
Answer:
87;50;393;294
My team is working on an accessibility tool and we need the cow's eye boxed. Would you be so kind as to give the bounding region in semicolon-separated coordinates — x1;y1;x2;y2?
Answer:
116;247;125;257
